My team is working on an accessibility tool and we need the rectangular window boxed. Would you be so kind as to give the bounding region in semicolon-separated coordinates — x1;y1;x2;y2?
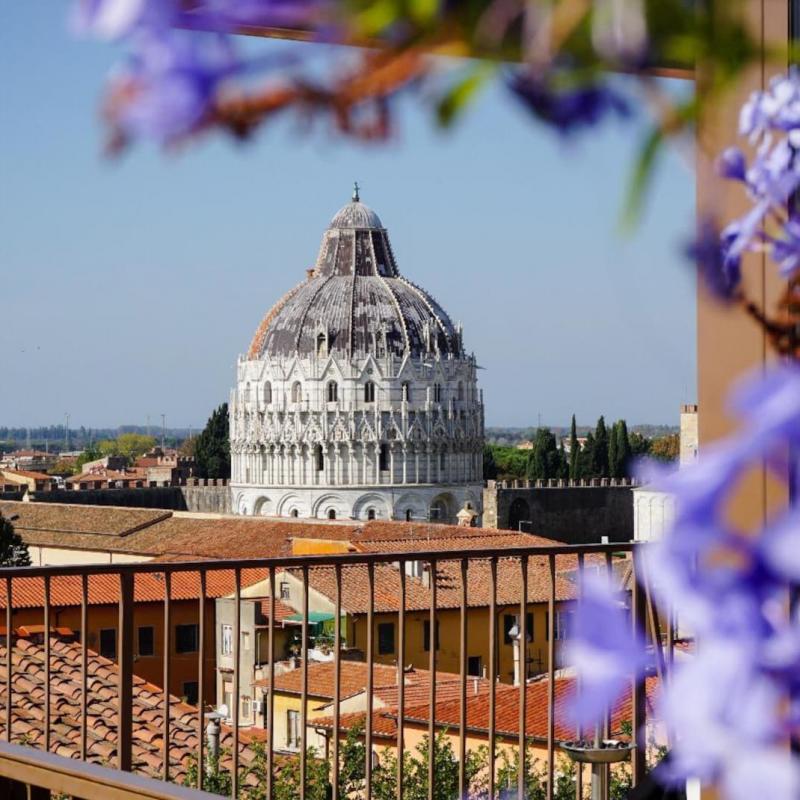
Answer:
287;709;300;749
242;631;251;651
137;626;154;657
183;681;199;705
223;686;233;718
467;656;482;677
379;444;389;471
548;610;573;641
241;695;251;719
99;628;116;660
378;622;395;655
221;624;233;655
280;582;291;600
422;620;439;652
175;624;199;654
503;613;533;644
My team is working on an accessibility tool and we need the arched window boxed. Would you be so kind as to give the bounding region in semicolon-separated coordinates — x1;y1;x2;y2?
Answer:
263;382;272;404
405;509;412;522
291;381;302;403
457;381;464;401
317;333;327;356
315;445;324;472
327;509;337;520
367;508;376;521
439;450;446;470
433;383;442;403
327;381;338;402
402;382;411;402
364;381;376;403
244;383;251;403
379;444;389;472
290;509;299;518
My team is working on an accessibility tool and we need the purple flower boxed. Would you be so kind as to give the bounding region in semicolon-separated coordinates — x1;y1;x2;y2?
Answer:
564;571;646;727
686;218;741;301
508;72;630;135
71;0;179;39
107;31;240;144
770;217;800;277
716;147;747;181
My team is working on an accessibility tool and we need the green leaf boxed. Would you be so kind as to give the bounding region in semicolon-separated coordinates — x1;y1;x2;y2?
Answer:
436;65;493;128
622;126;663;230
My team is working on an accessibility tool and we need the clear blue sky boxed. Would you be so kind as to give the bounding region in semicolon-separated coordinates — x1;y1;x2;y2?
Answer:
0;7;696;430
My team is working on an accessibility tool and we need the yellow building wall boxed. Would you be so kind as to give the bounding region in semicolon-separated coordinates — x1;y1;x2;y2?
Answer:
351;603;566;683
271;691;332;754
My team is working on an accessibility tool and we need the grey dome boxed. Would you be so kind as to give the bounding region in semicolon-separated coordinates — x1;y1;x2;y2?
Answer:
329;200;383;230
248;195;461;360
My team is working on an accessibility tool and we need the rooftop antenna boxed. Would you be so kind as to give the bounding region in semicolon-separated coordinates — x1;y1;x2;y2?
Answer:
64;413;70;451
161;414;166;450
352;181;360;202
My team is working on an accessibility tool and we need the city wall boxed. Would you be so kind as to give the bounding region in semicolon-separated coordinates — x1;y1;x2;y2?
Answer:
30;479;232;515
482;478;636;544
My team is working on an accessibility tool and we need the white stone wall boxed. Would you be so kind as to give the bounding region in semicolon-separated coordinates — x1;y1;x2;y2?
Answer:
230;351;484;522
633;488;676;542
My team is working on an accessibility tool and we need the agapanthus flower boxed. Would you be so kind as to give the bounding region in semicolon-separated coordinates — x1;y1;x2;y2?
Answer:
565;570;647;726
686;217;741;301
105;31;242;144
507;71;630;135
712;69;800;288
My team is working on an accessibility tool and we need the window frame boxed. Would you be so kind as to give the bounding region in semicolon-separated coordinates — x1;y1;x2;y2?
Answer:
137;625;155;658
175;623;199;654
221;623;233;655
99;627;117;660
377;622;395;655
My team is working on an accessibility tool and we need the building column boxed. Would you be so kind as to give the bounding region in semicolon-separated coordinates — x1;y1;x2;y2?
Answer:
401;446;407;484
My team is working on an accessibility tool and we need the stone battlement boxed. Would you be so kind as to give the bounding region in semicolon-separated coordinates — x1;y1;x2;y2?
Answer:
486;477;638;490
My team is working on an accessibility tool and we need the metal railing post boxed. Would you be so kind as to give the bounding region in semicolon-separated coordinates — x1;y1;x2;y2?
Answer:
117;572;134;772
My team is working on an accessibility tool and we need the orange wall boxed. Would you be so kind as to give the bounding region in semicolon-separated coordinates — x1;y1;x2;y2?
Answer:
9;599;216;700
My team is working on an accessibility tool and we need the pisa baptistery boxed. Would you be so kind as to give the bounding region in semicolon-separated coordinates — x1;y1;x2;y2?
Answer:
230;186;484;523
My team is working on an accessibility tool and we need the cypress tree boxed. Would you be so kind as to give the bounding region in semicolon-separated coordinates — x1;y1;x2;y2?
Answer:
592;416;609;478
616;419;632;477
568;414;579;480
194;403;231;479
608;422;619;478
577;431;595;479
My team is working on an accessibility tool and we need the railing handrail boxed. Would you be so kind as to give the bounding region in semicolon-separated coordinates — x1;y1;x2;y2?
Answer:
0;739;219;800
0;540;638;578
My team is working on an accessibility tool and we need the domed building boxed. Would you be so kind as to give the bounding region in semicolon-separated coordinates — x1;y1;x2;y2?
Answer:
229;186;484;523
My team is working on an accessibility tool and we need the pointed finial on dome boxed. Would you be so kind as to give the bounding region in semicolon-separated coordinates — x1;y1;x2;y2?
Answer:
352;181;360;202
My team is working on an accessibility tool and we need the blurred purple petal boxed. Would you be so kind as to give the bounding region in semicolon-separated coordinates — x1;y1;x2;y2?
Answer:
564;571;646;727
716;147;747;181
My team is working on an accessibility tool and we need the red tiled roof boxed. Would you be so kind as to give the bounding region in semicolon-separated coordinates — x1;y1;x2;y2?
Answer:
0;635;266;784
0;568;267;610
316;675;658;743
294;553;590;614
258;598;301;624
2;469;54;481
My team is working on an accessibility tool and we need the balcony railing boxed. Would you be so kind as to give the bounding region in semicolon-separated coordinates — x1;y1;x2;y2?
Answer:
0;541;672;799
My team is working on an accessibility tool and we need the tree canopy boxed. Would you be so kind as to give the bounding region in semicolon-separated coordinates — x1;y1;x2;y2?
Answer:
194;404;231;479
0;513;30;567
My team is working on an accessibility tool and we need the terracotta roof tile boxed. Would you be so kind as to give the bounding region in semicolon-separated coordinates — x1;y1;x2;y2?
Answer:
0;635;266;784
0;568;267;610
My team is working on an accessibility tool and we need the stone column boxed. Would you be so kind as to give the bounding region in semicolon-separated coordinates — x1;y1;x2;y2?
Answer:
402;446;407;484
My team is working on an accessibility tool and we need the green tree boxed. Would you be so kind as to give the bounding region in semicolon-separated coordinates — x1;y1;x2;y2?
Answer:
614;419;632;477
0;513;30;567
576;431;595;479
75;443;102;472
526;429;567;481
592;416;609;478
629;431;650;457
649;433;680;462
372;732;488;800
182;747;232;796
568;414;579;480
608;423;619;479
482;445;498;480
194;404;231;479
